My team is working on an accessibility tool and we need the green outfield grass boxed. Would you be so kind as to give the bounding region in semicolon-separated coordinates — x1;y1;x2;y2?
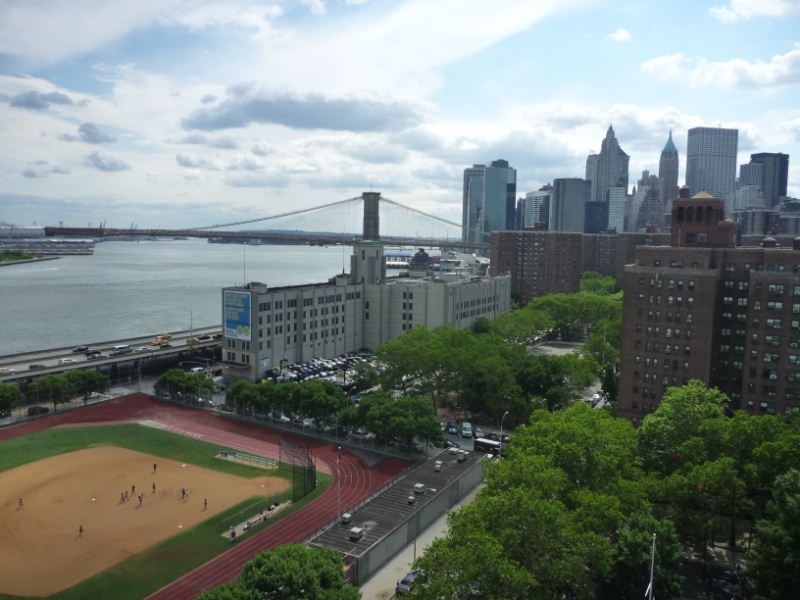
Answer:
0;424;330;600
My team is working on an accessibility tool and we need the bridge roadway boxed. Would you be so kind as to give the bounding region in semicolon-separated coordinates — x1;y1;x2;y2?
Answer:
0;326;221;382
43;227;491;251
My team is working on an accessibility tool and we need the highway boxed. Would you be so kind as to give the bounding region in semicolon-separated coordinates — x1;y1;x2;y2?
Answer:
0;326;221;382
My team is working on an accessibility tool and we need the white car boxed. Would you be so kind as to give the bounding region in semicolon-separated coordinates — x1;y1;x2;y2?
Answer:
58;358;76;365
136;346;150;352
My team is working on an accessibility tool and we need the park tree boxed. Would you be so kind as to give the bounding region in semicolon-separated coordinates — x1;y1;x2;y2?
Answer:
65;369;109;398
224;379;260;412
25;374;75;410
747;469;800;600
638;380;728;475
0;382;23;412
350;361;378;391
599;512;683;600
580;271;618;295
490;307;553;342
199;545;358;600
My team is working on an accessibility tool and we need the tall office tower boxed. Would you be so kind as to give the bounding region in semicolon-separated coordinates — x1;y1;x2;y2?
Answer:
585;125;630;208
461;160;517;243
750;153;790;208
607;187;626;232
549;178;591;232
740;162;765;189
585;153;599;201
685;126;738;209
520;187;551;229
463;164;486;243
658;131;679;202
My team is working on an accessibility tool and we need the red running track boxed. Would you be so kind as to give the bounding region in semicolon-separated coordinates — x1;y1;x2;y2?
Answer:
0;394;410;599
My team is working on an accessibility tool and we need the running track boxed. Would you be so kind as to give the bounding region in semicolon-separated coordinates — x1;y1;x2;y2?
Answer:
0;394;410;599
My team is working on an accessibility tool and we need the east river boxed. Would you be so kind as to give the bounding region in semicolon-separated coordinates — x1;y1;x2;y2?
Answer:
0;239;348;355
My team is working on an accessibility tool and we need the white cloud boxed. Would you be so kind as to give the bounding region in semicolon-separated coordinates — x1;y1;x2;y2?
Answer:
85;151;130;172
301;0;327;15
605;28;631;43
0;1;282;67
641;45;800;88
709;0;800;22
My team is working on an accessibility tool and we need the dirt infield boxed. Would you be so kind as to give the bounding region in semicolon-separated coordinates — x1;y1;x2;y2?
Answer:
0;446;288;597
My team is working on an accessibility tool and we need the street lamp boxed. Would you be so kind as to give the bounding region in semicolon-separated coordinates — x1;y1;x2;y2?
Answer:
498;411;510;460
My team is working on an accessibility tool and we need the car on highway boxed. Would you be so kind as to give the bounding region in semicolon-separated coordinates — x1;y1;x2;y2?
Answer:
27;405;50;416
84;348;101;356
58;358;76;365
0;367;15;375
135;346;151;352
72;345;89;353
197;334;212;341
28;363;47;370
86;353;105;360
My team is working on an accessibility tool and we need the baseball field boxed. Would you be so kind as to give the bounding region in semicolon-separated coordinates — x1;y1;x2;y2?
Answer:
0;423;297;599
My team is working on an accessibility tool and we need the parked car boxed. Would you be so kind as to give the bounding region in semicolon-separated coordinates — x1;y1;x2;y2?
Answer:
396;570;425;594
461;421;473;438
473;426;485;439
446;421;458;435
27;405;50;416
84;391;102;400
0;408;11;418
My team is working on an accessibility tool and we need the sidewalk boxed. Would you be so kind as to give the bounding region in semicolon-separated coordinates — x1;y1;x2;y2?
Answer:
358;484;484;600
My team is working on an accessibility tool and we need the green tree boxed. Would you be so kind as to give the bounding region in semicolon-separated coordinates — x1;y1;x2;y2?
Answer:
638;380;728;474
748;469;800;600
580;271;617;295
600;512;683;600
0;382;23;412
224;379;260;412
214;544;359;600
65;369;110;399
350;361;378;391
26;374;75;410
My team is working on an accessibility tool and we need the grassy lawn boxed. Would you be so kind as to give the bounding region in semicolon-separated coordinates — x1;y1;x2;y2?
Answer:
0;424;330;600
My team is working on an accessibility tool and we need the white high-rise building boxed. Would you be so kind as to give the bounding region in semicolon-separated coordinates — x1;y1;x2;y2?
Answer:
462;160;517;244
521;187;551;229
686;127;738;211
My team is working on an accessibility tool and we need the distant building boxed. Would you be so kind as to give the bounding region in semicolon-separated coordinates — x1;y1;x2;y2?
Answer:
618;189;800;422
607;187;627;232
686;127;738;210
750;153;790;208
740;161;765;189
491;230;669;304
462;160;517;244
222;241;511;381
733;184;765;212
658;131;680;204
549;178;591;232
519;186;551;229
585;125;630;210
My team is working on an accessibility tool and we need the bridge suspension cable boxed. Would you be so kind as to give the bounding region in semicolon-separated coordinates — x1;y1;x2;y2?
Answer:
192;196;362;231
380;197;462;229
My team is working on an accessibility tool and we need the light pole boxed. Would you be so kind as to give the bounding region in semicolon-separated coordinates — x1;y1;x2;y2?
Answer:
336;446;342;522
499;410;510;457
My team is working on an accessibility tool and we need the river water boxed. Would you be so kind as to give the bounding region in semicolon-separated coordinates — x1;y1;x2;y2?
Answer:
0;239;348;355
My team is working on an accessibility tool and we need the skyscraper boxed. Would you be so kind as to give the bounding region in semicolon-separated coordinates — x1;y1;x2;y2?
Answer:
658;131;679;202
520;186;551;229
549;178;591;232
462;160;517;243
685;127;738;210
585;125;630;206
750;153;789;208
739;162;764;189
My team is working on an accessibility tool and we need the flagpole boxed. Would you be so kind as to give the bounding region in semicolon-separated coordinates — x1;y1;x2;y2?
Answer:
646;532;656;600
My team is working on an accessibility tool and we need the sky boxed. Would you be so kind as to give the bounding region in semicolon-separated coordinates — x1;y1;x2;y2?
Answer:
1;0;799;229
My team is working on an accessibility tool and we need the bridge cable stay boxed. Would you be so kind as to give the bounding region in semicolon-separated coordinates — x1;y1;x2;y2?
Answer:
380;197;462;229
191;196;363;231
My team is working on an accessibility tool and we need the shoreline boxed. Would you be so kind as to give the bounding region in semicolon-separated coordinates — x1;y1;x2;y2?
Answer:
0;256;60;268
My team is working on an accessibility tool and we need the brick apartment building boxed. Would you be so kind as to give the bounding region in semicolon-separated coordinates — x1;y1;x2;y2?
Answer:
491;230;669;304
618;191;800;421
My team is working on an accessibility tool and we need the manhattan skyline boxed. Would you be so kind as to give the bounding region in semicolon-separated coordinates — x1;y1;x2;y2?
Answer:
0;0;798;229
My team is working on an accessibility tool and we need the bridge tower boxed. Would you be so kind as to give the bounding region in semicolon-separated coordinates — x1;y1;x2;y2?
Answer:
362;191;381;240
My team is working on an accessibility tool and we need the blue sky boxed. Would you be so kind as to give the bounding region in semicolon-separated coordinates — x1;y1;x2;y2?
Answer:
0;0;798;228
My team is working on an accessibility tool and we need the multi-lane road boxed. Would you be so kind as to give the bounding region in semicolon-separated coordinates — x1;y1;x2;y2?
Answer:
0;326;221;382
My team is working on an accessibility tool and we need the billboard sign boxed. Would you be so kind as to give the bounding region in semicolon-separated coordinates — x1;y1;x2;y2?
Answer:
224;290;252;341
